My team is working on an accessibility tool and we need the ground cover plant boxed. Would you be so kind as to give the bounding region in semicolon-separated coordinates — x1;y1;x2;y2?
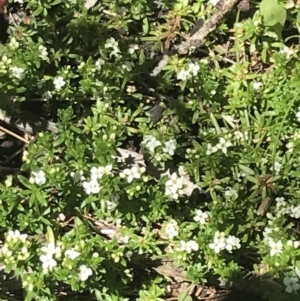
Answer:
1;0;300;300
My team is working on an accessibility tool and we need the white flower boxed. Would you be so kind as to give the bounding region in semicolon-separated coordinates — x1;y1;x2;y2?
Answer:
270;161;282;173
38;45;48;60
71;170;85;183
284;276;300;293
65;249;80;260
181;240;199;254
128;44;139;54
165;220;178;239
95;58;105;70
193;209;208;224
206;143;218;155
216;137;232;154
290;205;300;219
105;37;120;57
253;82;262;90
127;85;136;93
9;37;19;49
7;230;27;242
224;187;238;200
58;213;66;221
296;109;300;122
10;66;25;80
122;61;134;72
106;194;120;211
43;91;52;101
225;235;241;251
90;165;113;181
41;242;61;257
165;172;184;200
53;76;66;90
177;69;190;81
188;62;199;76
162;139;177;156
79;265;93;281
122;166;144;183
269;239;283;256
29;170;46;186
142;135;161;152
82;179;101;194
40;253;57;272
275;197;286;208
280;46;294;59
209;232;226;253
209;0;220;5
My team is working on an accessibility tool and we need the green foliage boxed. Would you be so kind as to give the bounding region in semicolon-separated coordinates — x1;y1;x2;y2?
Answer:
1;0;300;300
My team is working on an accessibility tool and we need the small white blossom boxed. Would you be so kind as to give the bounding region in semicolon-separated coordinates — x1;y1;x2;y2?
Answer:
284;276;300;293
29;170;46;186
142;135;162;152
53;76;66;90
95;58;105;70
105;37;120;57
193;209;208;224
128;44;139;54
280;46;294;59
225;187;238;200
122;61;134;72
7;230;27;242
9;37;19;49
40;253;57;272
122;166;145;183
65;249;80;260
90;165;112;180
206;143;218;155
10;66;25;80
70;170;85;183
41;242;61;257
127;85;136;93
290;205;300;219
216;137;232;154
268;239;283;257
209;231;226;253
180;240;199;254
188;62;199;76
177;69;190;81
165;172;184;200
82;179;101;194
58;213;66;221
162;139;177;156
253;81;262;90
270;161;282;173
38;45;48;60
275;197;286;208
165;220;178;239
79;265;93;281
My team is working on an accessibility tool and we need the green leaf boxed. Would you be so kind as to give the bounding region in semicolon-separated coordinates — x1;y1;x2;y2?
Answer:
260;0;286;27
142;17;149;34
178;292;193;301
46;226;55;243
238;164;255;175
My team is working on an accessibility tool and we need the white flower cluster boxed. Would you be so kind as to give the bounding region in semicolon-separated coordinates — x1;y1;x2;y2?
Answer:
165;219;179;239
165;172;184;200
95;58;105;70
193;209;209;224
209;231;241;253
177;62;200;81
206;137;232;155
120;165;145;183
29;170;46;186
162;139;177;156
105;37;121;58
6;230;28;242
10;66;25;80
180;240;199;254
81;165;113;195
39;242;61;273
79;264;93;281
